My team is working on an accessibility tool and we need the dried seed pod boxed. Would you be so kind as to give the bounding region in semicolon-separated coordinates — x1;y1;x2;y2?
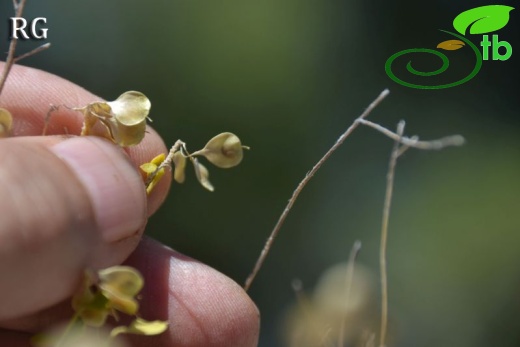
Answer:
172;151;187;183
0;108;13;138
78;102;112;136
105;91;151;146
71;270;110;327
77;91;151;146
192;158;214;192
111;317;168;338
98;266;144;315
140;154;166;194
192;132;247;168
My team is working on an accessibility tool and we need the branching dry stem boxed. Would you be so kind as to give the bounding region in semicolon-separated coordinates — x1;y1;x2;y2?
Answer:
357;118;465;149
14;42;51;63
377;119;464;347
244;89;390;292
378;121;404;347
0;0;27;98
0;0;50;100
241;84;464;347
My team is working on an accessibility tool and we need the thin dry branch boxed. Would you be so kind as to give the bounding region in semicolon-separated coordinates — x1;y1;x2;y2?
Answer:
14;42;51;63
243;89;390;292
345;240;362;309
376;118;462;347
0;0;27;98
0;0;50;99
378;121;404;347
357;118;465;149
145;140;185;187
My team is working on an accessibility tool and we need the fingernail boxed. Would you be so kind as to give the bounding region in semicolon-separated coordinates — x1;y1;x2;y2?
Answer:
51;137;147;242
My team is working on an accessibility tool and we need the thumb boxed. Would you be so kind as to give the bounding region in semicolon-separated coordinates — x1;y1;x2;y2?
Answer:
0;135;147;321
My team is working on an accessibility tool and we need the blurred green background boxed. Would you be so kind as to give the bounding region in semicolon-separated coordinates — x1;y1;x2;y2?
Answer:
1;0;519;346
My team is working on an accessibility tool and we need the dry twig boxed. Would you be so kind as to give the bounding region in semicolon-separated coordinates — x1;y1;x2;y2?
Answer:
357;119;465;149
0;0;51;99
244;89;390;291
376;119;463;347
14;42;51;63
243;85;465;347
378;121;404;347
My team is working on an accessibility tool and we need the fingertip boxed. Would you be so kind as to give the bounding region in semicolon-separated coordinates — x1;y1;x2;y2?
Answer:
163;260;260;347
126;238;260;347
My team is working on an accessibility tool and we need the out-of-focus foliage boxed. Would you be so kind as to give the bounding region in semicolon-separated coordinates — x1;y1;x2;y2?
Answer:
1;1;519;346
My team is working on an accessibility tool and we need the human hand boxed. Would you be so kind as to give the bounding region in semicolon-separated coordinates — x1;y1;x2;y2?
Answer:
0;63;259;347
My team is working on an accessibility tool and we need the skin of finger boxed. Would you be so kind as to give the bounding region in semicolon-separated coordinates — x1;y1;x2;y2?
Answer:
0;330;31;347
0;62;171;215
0;139;98;320
0;65;259;345
0;238;260;347
124;237;260;347
0;137;152;322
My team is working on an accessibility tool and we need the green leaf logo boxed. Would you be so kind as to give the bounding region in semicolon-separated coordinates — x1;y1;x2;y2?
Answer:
453;5;514;35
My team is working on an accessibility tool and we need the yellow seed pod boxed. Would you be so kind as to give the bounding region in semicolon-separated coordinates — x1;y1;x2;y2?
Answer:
105;91;151;146
140;153;166;194
193;132;247;168
71;270;110;327
98;266;144;315
0;108;13;138
150;153;166;166
111;317;169;338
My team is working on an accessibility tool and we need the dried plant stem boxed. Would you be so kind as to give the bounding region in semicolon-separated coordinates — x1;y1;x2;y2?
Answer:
14;42;51;63
145;140;185;187
357;119;465;149
42;104;61;135
379;121;405;347
244;89;390;292
338;240;362;347
0;0;27;98
373;118;463;347
0;1;50;100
